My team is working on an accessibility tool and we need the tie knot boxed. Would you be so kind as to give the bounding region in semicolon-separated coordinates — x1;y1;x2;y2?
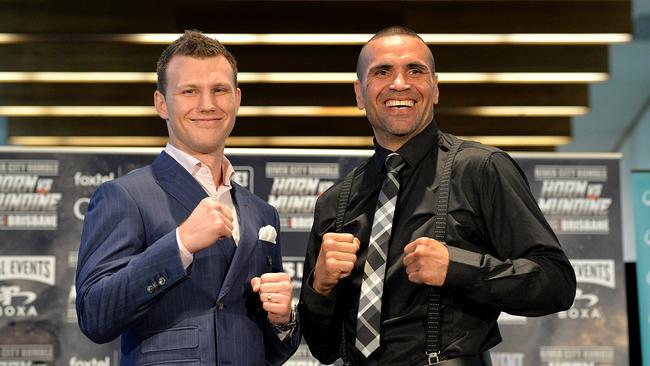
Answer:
385;153;405;173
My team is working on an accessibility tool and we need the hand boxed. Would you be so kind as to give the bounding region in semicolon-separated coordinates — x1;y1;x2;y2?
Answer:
251;272;293;325
313;233;360;295
403;237;450;286
178;197;234;253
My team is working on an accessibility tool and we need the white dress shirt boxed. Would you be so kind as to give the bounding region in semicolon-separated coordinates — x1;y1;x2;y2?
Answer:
164;143;240;269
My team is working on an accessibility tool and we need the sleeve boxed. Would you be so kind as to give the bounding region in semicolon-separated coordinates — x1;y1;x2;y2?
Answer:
75;180;188;343
443;151;577;316
263;208;302;365
298;193;345;364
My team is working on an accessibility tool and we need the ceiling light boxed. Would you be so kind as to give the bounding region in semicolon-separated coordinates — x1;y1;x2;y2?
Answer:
0;33;630;45
0;105;588;117
0;71;608;84
8;135;570;147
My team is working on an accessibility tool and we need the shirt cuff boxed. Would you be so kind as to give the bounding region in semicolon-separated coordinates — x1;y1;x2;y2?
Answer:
300;270;338;316
271;304;298;341
176;228;194;270
444;245;483;288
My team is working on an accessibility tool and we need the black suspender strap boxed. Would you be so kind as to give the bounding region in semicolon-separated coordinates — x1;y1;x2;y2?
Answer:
424;136;464;365
335;165;360;366
335;167;357;233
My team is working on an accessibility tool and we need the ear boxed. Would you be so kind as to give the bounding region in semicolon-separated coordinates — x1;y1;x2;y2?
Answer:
353;79;365;110
432;73;440;104
235;87;242;112
154;90;169;119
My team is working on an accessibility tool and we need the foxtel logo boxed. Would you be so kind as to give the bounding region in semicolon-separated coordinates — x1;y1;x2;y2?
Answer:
69;357;110;366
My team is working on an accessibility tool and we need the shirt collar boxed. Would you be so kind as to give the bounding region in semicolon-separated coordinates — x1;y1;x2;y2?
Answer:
373;120;440;171
164;143;235;187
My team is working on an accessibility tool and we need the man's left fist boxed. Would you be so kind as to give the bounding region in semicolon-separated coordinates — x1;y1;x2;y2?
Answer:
251;272;293;325
403;237;450;286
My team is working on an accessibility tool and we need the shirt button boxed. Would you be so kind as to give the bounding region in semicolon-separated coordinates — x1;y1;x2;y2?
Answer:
158;277;166;286
216;302;224;310
146;285;155;294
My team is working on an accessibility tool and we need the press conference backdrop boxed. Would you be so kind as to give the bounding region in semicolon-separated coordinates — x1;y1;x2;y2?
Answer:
0;147;627;366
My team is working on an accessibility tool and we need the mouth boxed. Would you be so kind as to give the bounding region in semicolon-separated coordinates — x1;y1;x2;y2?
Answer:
384;99;415;109
190;117;222;123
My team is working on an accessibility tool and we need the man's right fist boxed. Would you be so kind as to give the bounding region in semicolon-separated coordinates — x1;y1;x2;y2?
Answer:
312;232;360;295
178;197;234;253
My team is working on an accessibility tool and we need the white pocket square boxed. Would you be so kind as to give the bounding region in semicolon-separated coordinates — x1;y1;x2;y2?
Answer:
258;225;277;244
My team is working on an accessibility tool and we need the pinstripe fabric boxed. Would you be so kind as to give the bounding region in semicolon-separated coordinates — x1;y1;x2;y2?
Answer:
75;152;300;365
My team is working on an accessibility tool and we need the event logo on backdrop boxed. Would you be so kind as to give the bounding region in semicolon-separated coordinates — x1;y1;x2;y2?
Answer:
510;159;626;366
0;149;628;365
0;256;55;319
534;165;612;235
265;162;338;232
0;160;61;230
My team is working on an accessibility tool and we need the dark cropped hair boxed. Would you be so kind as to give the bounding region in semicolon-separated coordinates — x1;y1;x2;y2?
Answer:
356;26;436;80
156;30;238;94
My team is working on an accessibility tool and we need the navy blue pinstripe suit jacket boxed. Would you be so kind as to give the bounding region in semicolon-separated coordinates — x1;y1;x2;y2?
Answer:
76;151;300;365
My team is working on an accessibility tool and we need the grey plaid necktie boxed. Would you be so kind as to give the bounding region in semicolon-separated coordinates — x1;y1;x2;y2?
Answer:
356;152;405;357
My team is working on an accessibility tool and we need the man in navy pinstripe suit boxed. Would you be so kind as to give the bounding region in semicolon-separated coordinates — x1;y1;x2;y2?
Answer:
76;30;300;365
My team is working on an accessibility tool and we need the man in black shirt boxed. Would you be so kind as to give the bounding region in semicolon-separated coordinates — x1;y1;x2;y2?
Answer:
298;26;577;365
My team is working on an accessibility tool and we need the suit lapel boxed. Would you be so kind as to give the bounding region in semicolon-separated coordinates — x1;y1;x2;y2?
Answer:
218;182;257;300
153;153;258;300
152;151;207;213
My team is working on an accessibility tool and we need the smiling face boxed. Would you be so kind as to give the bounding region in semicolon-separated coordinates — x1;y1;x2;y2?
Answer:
154;55;241;158
354;35;439;151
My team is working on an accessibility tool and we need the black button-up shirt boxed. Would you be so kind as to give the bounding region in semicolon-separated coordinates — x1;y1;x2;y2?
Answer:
299;121;576;365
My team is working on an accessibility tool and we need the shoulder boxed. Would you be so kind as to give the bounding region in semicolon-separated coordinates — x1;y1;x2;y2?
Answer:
106;164;155;189
443;136;531;198
90;164;156;203
316;158;372;208
440;132;519;173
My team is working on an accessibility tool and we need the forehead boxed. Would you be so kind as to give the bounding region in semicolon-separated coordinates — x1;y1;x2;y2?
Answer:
166;55;235;85
361;35;433;72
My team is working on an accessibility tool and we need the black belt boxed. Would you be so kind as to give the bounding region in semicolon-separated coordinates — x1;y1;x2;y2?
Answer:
417;351;492;366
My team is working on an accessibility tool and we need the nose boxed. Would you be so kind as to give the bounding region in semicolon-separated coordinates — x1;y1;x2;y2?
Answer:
390;73;410;91
198;92;217;112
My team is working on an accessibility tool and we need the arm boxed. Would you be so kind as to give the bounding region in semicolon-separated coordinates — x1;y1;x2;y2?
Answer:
445;151;576;315
298;197;357;364
75;181;188;343
258;209;301;365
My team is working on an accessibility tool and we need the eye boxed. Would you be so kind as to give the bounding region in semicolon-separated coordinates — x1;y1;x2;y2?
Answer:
375;69;389;76
181;89;196;95
409;67;427;76
214;87;230;94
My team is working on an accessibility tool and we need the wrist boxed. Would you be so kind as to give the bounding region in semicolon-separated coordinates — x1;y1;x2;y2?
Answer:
272;303;297;331
312;269;333;295
177;224;195;253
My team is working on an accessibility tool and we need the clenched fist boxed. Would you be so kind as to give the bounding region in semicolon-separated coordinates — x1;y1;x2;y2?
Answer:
251;272;293;325
403;237;450;286
178;197;234;253
313;233;360;295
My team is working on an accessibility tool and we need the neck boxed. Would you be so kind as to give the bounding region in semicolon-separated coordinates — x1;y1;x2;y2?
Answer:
196;152;224;186
170;142;225;186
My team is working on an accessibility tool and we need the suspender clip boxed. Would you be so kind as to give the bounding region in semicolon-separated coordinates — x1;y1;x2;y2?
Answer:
427;352;442;365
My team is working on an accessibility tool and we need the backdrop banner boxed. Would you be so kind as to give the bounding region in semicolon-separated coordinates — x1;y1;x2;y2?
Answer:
632;170;650;366
0;148;627;366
